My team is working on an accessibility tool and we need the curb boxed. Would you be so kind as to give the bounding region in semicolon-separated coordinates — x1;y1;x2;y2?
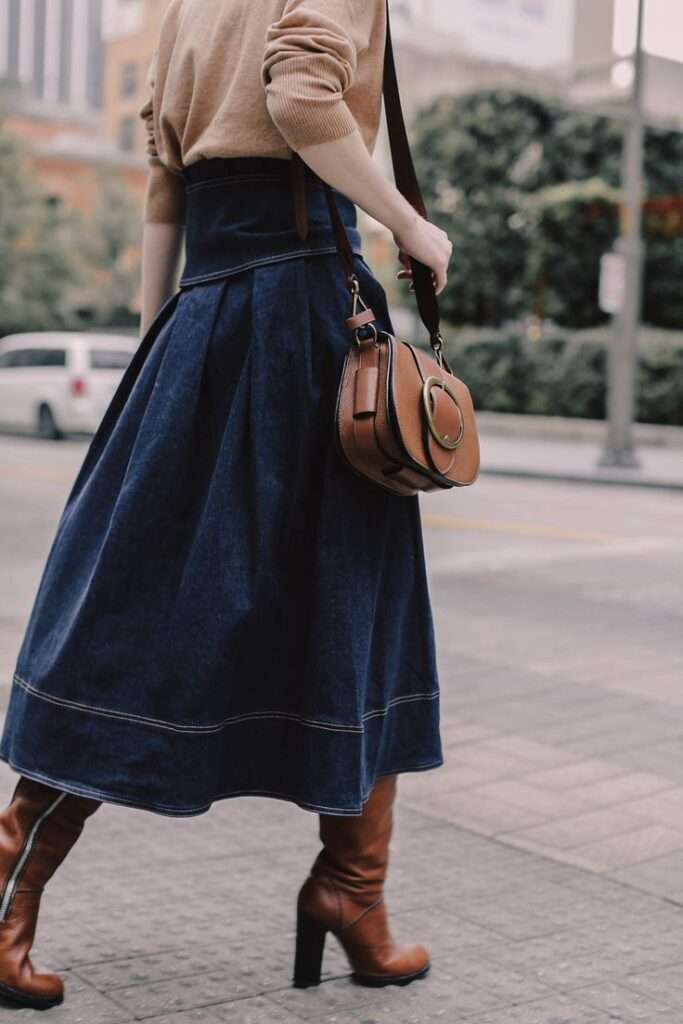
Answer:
477;411;683;450
481;464;683;492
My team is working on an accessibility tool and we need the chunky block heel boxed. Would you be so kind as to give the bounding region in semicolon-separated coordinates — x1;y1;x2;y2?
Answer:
293;910;328;988
294;776;431;988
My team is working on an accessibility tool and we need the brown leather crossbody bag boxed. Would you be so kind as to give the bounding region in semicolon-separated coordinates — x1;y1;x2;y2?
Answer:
290;1;479;497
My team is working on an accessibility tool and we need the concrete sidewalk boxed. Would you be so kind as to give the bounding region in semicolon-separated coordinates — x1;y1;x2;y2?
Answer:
480;431;683;490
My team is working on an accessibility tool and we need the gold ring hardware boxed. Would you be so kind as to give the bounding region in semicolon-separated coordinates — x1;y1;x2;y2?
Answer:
422;376;465;451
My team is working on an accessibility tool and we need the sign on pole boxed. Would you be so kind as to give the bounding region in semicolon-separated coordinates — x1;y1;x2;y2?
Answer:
599;250;626;316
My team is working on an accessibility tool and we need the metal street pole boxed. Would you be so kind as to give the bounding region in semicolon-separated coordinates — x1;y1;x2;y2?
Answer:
599;0;646;468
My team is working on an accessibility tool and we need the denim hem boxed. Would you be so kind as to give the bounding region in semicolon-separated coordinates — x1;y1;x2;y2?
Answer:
0;753;445;819
1;676;442;817
12;673;438;736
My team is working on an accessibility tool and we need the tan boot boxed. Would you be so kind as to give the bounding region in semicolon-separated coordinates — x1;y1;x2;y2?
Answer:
294;774;430;987
0;777;100;1009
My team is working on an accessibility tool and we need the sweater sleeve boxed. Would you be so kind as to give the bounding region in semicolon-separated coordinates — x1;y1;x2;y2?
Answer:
261;0;377;151
139;52;186;225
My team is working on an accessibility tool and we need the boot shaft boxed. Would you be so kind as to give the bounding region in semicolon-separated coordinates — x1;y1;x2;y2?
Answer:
314;774;397;891
0;777;99;1010
0;778;99;921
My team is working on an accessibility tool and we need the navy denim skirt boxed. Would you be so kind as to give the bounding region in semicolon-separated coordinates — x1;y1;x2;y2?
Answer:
0;157;443;817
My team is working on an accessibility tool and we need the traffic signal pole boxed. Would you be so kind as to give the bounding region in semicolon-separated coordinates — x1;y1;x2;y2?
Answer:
599;0;646;468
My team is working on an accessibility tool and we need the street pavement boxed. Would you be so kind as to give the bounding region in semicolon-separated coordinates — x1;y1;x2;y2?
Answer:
1;433;683;1023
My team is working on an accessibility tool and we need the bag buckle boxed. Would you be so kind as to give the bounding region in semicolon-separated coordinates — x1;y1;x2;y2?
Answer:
345;275;378;346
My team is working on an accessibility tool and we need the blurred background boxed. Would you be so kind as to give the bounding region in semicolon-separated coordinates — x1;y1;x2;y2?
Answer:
1;0;683;461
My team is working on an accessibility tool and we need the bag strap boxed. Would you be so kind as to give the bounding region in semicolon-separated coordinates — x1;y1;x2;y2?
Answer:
290;0;444;353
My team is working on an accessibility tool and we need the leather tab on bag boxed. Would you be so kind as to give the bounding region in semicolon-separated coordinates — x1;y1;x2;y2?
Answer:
353;366;379;417
345;308;377;331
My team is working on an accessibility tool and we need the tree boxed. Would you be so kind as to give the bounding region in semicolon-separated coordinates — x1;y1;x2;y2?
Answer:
0;126;84;336
413;90;553;326
77;172;141;325
412;89;683;329
522;180;619;328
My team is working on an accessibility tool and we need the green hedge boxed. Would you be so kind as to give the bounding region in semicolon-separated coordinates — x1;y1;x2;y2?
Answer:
444;333;683;426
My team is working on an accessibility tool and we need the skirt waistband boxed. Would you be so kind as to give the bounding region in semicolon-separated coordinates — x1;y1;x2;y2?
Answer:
182;155;322;187
179;157;362;288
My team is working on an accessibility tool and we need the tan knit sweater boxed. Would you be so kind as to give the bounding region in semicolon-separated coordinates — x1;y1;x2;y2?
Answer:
139;0;387;224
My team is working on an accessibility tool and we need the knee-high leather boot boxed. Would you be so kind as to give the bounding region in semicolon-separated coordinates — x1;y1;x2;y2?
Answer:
0;777;100;1009
293;774;430;988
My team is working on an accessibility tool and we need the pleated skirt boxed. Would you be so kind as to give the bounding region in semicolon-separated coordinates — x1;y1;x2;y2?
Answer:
0;157;443;816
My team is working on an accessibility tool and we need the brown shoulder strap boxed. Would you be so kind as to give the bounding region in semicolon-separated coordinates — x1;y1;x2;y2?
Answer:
291;0;443;347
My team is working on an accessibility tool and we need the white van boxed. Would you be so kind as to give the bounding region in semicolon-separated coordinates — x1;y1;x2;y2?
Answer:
0;332;139;439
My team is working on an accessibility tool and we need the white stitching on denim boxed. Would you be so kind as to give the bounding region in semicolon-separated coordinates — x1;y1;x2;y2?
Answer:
362;692;439;721
0;755;444;818
13;675;360;734
179;244;362;287
12;674;438;736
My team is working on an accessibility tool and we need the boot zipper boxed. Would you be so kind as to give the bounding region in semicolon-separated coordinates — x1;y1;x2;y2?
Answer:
0;792;67;922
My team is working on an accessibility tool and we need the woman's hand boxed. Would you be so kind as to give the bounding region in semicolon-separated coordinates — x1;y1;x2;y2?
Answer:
297;129;454;297
393;211;453;296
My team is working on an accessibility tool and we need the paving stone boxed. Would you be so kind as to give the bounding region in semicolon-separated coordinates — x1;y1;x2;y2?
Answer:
214;996;309;1023
481;736;579;768
433;743;540;778
609;851;683;901
110;971;272;1018
464;995;617;1023
0;974;133;1024
621;788;683;830
470;779;599;819
499;805;654;851
265;976;411;1021
520;759;626;791
401;788;548;835
567;825;683;871
568;773;677;807
571;980;675;1020
141;1009;232;1024
75;945;291;993
621;962;683;1007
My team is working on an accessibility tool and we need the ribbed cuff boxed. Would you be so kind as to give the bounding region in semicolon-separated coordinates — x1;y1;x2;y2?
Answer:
143;163;186;225
265;56;361;151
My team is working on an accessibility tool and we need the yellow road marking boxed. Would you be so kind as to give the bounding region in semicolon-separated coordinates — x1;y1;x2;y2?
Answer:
421;513;615;544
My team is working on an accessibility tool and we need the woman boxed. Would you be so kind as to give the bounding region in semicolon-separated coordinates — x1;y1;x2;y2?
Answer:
0;0;452;1009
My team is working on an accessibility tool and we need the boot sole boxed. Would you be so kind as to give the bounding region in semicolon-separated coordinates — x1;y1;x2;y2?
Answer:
352;962;431;987
0;980;64;1010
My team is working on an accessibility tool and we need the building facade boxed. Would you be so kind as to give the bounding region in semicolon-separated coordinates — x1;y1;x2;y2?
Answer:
0;0;163;218
102;0;172;158
0;0;104;110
